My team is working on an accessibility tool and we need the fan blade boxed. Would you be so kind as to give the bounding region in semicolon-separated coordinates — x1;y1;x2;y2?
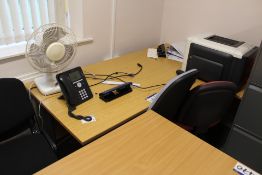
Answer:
43;26;68;44
28;43;45;57
31;55;51;69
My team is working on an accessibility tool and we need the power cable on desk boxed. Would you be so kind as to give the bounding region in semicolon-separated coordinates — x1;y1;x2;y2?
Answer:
86;74;166;90
85;63;166;89
85;63;143;87
87;76;165;89
132;83;166;89
87;72;124;87
86;63;143;78
85;74;127;84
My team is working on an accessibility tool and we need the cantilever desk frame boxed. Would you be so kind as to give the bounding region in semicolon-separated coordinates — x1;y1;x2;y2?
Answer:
26;50;244;145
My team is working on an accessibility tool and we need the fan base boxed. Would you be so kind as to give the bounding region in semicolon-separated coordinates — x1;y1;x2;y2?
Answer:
34;76;61;95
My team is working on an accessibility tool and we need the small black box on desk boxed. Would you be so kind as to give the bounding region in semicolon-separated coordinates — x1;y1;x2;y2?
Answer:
99;82;132;102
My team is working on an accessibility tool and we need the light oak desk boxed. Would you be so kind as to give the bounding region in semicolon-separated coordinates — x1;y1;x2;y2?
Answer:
27;50;244;145
28;50;181;145
36;110;237;175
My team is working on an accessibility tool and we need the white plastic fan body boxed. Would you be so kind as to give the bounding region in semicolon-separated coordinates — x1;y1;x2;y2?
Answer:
34;73;60;95
26;23;77;95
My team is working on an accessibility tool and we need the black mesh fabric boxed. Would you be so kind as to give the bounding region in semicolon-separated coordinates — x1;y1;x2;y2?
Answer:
0;78;35;135
0;134;57;175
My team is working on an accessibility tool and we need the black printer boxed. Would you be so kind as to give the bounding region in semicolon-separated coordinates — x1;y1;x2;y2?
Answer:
182;34;258;89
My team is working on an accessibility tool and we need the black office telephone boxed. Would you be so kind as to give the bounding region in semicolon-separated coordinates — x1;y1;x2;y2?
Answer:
56;67;93;108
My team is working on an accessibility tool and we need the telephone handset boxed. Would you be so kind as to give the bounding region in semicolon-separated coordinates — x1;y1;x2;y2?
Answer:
56;67;93;121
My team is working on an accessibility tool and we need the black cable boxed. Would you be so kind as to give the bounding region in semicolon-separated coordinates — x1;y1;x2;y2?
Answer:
87;75;165;89
132;83;166;89
132;63;142;76
88;72;120;87
86;63;142;87
85;63;142;78
85;72;128;78
68;106;92;122
85;63;165;89
86;76;126;83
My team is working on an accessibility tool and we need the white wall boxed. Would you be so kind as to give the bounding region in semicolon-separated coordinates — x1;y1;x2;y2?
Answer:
4;0;261;79
161;0;262;46
0;0;163;79
114;0;163;56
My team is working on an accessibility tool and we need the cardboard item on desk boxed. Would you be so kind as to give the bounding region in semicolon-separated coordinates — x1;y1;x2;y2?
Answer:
147;48;158;59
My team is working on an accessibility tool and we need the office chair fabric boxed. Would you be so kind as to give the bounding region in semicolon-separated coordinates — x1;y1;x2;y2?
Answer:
0;78;35;135
0;78;57;175
176;81;237;134
149;69;198;121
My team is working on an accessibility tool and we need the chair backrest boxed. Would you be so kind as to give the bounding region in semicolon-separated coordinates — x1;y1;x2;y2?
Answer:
149;69;199;121
177;81;237;133
0;78;35;136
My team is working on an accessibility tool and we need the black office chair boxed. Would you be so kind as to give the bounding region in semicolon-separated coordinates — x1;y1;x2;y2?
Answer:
175;81;237;134
0;78;57;175
149;69;199;121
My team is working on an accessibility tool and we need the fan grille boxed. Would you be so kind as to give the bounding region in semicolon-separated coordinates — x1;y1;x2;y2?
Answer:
26;23;77;73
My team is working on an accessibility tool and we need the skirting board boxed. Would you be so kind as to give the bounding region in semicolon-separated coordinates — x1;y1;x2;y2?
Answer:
16;71;43;82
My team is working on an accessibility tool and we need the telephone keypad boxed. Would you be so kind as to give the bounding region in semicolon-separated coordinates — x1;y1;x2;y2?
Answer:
79;89;89;100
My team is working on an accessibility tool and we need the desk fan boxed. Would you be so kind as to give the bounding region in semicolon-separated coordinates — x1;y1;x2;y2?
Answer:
26;23;77;95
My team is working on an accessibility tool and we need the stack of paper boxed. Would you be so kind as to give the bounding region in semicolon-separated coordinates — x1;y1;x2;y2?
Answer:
166;42;185;62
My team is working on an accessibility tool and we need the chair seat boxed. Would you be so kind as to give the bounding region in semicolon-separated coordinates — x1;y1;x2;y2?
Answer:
0;134;57;175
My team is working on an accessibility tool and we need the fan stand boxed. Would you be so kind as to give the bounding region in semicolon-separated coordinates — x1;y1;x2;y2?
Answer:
34;73;60;95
